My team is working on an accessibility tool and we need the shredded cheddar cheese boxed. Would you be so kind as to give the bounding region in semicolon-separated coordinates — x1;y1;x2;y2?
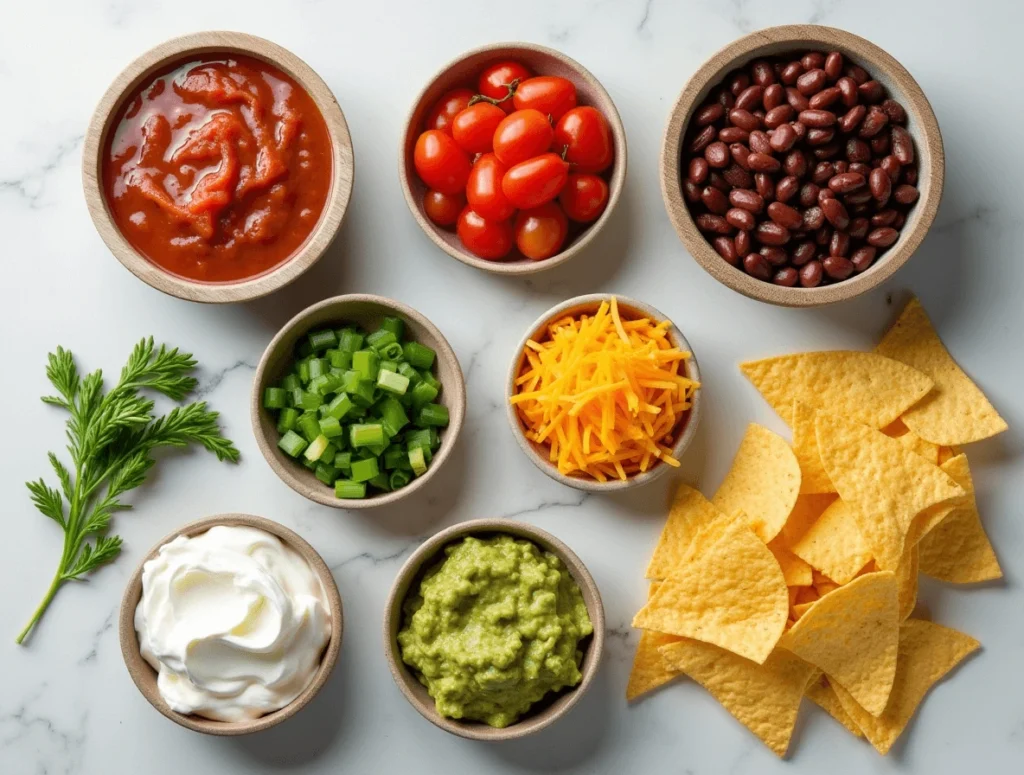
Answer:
511;298;699;481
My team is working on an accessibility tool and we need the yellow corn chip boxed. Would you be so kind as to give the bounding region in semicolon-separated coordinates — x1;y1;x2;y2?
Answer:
919;455;1002;583
645;484;729;579
937;445;960;465
831;619;980;754
794;586;820;606
792;601;815;620
741;351;933;429
780;571;898;716
792;401;836;494
776;493;838;548
712;424;801;543
882;419;940;464
791;499;873;585
658;640;817;757
877;297;1007;445
770;543;815;587
814;412;965;570
626;630;684;701
894;546;919;621
632;522;788;663
805;674;864;738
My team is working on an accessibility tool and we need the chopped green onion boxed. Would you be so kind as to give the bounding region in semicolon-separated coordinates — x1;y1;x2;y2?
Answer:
308;329;338;352
297;360;311;385
276;407;299;433
335;479;366;499
382;316;404;340
350;379;377;407
319;416;343;438
380;342;405;361
384;445;407;470
334;452;352;472
315;462;338;485
350;457;379;483
409;446;428;476
328;349;353;370
379;397;409;435
397;362;421;385
303;434;330;462
325;393;355;421
263;387;287;409
403;342;436;370
309;358;329;381
281;373;300;391
369;471;391;491
380;360;399;374
302;456;318;470
416;403;449;427
278;430;308;458
389;470;412;490
377;369;410;395
350;423;385;448
410;380;439;410
337;329;365;353
353;349;379;382
292;389;323;412
297;413;322;443
367;329;397;352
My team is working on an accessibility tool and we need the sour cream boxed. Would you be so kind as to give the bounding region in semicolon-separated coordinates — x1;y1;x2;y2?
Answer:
135;525;331;722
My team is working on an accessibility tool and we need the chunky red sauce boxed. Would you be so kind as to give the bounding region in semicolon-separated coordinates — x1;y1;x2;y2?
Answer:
103;55;332;283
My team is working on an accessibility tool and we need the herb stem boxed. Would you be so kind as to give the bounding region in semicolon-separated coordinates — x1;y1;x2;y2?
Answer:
15;571;64;645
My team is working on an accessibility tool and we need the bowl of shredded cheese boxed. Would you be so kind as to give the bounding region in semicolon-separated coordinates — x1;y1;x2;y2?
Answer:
506;295;701;491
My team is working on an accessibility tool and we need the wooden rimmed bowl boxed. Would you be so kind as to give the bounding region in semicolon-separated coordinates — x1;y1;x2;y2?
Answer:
661;25;943;307
383;518;605;741
399;42;627;275
119;513;343;735
252;294;466;509
83;31;355;303
506;294;701;492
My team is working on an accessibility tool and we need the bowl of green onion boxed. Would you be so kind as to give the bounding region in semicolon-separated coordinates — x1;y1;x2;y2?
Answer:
252;294;466;508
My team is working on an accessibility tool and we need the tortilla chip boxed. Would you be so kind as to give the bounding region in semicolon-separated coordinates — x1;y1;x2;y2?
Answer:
626;630;684;701
740;351;933;429
877;297;1007;445
805;674;864;738
791;499;873;585
831;619;980;754
780;571;898;716
894;546;919;621
882;419;940;464
792;401;837;494
814;412;966;570
919;455;1002;583
794;586;820;606
658;640;817;757
770;543;815;587
776;493;838;548
791;601;815;620
711;424;801;543
937;445;960;465
645;484;729;579
632;522;788;663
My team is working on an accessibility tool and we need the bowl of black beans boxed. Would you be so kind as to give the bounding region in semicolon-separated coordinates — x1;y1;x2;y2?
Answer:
661;25;943;307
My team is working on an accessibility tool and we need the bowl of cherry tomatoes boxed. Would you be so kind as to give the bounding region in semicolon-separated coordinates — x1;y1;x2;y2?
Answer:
400;42;627;274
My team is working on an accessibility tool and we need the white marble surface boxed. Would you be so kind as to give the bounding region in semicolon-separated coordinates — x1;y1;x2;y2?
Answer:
2;0;1022;772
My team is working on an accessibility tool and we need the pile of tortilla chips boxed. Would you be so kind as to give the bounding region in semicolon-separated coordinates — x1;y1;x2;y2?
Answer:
627;297;1005;757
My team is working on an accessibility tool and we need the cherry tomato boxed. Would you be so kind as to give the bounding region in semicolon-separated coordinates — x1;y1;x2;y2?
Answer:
492;109;553;167
413;130;472;195
554;106;613;173
478;61;532;113
512;76;577;121
423;189;465;227
514;202;568;260
424;88;473;134
451;102;505;155
457;206;514;260
466;153;514;222
502;153;570;209
558;173;609;222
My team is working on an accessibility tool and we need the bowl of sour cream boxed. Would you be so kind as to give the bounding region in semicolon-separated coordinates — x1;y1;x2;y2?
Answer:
118;513;343;735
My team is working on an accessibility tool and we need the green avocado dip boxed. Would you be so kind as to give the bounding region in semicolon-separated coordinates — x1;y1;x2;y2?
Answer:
397;534;594;728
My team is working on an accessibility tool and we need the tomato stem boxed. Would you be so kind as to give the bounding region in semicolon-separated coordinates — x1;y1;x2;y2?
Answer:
468;79;521;108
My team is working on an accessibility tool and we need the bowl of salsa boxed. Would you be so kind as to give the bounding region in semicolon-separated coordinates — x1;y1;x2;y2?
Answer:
83;32;354;303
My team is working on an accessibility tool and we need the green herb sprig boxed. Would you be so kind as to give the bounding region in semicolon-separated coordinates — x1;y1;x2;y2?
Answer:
15;338;240;645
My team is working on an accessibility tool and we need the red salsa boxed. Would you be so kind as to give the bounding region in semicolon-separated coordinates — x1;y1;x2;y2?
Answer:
103;54;332;283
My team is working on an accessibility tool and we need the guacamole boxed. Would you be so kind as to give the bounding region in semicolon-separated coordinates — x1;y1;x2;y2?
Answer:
397;534;594;728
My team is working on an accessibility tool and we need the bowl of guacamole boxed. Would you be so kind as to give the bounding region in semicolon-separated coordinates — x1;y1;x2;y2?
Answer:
384;519;605;741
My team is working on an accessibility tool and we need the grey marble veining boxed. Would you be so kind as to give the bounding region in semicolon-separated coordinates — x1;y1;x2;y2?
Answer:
2;1;1022;773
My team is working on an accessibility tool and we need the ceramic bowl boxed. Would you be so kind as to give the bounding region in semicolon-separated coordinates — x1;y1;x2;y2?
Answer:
506;294;701;491
251;294;466;509
400;42;627;275
661;24;943;307
118;513;343;735
82;31;355;303
383;518;605;740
